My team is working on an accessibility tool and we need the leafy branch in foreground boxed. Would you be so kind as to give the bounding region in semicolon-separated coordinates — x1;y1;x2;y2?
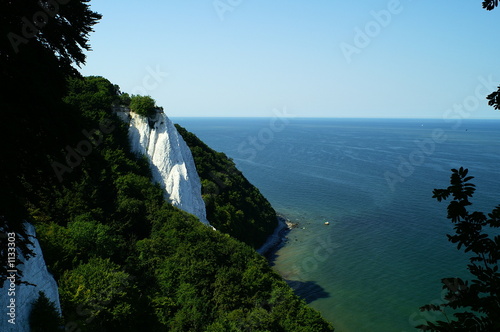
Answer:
417;167;500;331
483;0;499;11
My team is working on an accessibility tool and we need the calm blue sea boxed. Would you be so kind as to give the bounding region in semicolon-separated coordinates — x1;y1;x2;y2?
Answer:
173;117;500;332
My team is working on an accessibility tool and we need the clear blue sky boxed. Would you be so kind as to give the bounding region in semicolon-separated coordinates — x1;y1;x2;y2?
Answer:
80;0;500;118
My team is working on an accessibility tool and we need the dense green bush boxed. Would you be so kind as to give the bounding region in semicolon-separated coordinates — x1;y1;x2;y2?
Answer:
119;92;131;106
59;258;137;331
129;95;157;117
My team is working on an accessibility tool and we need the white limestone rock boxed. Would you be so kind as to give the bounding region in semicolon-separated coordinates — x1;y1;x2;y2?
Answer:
125;110;211;226
0;223;61;332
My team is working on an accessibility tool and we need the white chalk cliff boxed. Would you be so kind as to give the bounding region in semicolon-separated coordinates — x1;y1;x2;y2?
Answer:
0;223;62;332
120;109;211;226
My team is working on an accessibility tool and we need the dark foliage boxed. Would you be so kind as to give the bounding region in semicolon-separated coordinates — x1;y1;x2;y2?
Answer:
417;168;500;331
0;0;101;285
29;291;63;331
483;0;499;10
486;87;500;110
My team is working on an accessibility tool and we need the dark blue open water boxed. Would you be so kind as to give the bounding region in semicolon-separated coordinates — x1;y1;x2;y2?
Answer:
173;117;500;332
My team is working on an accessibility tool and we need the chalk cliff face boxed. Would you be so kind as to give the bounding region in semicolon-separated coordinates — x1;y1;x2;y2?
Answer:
0;223;62;332
123;110;210;226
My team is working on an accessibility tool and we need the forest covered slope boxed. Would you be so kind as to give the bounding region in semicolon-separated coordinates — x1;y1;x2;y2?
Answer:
2;75;334;331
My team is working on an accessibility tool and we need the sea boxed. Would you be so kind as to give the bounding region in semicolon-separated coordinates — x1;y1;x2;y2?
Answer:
172;117;500;332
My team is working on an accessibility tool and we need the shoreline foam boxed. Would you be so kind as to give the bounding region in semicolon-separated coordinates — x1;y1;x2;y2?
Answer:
257;214;296;256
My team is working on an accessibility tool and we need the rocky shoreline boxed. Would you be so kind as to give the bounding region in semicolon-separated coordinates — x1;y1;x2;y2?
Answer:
257;214;297;256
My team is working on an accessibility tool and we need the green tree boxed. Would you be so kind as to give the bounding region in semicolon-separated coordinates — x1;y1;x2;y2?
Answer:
59;258;136;331
119;92;131;106
64;76;120;120
29;291;63;332
130;95;157;117
35;222;76;279
67;217;124;260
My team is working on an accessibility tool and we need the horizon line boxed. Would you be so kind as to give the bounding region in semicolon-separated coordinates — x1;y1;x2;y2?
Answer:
170;116;500;120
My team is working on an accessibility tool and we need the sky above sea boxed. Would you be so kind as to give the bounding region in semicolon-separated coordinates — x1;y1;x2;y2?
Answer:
80;1;500;119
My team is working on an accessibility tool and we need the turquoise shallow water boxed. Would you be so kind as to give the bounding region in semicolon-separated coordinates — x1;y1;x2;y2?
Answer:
173;117;500;332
